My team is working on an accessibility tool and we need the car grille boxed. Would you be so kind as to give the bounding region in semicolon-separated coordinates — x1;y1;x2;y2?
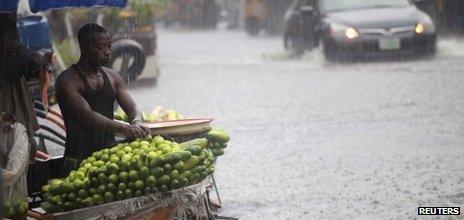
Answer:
358;25;416;37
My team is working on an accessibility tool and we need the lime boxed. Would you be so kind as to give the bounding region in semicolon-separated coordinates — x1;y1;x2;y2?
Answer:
123;146;133;153
89;187;98;196
61;181;74;193
104;191;114;203
169;170;179;180
77;167;88;174
90;177;99;186
134;180;145;191
93;160;105;167
118;182;127;192
96;166;108;175
115;190;124;201
68;192;77;202
159;185;168;192
144;187;151;195
74;171;85;180
140;144;149;152
63;201;75;211
149;158;163;168
163;147;173;154
156;150;163;156
159;175;171;185
173;161;184;171
75;197;84;207
133;148;142;155
102;149;109;154
97;185;107;194
128;170;139;181
150;167;164;178
92;151;102;160
92;194;104;205
130;141;140;149
119;171;129;183
109;146;118;154
110;156;119;164
147;151;157;161
109;174;119;184
41;184;50;193
83;197;95;207
163;164;172;173
87;157;96;163
50;195;63;204
139;167;150;180
132;154;141;161
83;162;93;169
78;189;89;199
107;163;120;174
127;181;135;190
124;189;133;199
207;166;215;175
169;179;180;190
157;143;168;150
134;190;142;197
73;179;84;191
140;140;150;146
181;170;192;179
121;154;131;163
98;173;108;185
145;175;157;188
153;136;164;145
116;150;125;158
100;154;110;162
179;177;188;187
107;183;116;192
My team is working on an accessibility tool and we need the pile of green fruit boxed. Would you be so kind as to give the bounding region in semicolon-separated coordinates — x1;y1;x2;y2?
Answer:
206;127;230;157
3;196;28;220
40;136;215;213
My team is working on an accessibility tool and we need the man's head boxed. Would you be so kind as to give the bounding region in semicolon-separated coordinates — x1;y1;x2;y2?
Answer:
0;13;19;55
77;23;112;66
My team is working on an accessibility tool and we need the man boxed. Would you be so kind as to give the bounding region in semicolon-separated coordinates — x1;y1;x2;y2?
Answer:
55;23;150;171
0;12;52;160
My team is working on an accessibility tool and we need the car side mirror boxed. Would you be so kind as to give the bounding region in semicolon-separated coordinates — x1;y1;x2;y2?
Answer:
300;5;316;17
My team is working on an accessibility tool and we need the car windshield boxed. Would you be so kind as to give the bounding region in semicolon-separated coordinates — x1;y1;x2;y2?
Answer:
323;0;411;12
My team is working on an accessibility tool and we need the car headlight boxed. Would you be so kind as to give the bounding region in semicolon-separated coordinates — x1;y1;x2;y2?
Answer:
330;23;359;39
415;17;435;34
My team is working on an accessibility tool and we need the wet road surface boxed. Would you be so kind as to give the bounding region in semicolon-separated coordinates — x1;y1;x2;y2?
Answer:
130;29;464;219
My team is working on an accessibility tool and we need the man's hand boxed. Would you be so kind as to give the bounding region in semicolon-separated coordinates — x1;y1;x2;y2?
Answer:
121;123;150;138
132;120;151;135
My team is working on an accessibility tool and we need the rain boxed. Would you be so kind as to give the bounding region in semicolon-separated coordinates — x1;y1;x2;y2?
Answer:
1;0;464;219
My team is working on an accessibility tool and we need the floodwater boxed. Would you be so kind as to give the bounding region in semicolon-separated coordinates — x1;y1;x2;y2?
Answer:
43;28;463;219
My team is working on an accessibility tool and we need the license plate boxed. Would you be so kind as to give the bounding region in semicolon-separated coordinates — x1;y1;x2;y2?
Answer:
379;38;400;50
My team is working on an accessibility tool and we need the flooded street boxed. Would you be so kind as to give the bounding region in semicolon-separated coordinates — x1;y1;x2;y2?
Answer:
129;29;464;219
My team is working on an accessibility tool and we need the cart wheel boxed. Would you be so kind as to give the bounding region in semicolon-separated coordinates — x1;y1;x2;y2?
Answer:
110;40;146;84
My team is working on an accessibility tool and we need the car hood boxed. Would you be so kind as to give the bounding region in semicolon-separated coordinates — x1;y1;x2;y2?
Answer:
325;6;423;28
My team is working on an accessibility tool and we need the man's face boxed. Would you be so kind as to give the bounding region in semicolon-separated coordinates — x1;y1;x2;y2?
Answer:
85;32;112;66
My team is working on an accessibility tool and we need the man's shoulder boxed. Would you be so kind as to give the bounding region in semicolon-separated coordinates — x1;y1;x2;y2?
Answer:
56;67;79;88
101;67;123;84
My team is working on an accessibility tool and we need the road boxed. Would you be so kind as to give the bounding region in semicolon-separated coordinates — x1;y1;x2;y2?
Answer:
130;29;464;219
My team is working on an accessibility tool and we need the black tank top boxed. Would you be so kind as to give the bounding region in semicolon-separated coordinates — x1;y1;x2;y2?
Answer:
62;65;116;160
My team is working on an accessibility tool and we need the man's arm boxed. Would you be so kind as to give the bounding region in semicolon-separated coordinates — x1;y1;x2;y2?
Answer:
110;70;150;136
